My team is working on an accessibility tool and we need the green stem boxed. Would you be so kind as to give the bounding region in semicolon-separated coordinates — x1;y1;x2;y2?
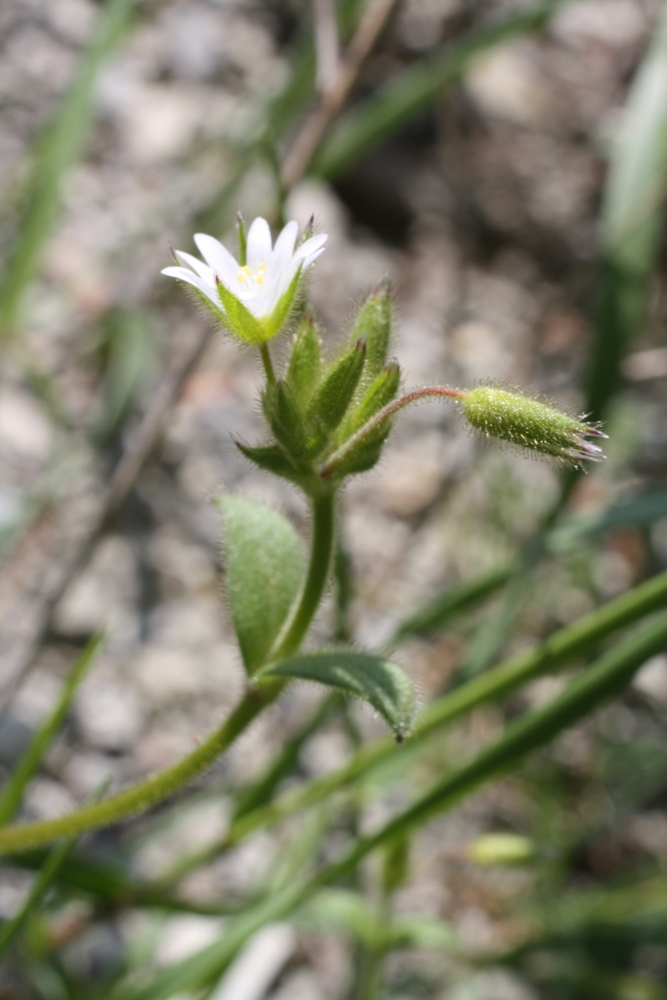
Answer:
271;491;336;659
319;386;465;478
0;493;337;856
259;342;276;387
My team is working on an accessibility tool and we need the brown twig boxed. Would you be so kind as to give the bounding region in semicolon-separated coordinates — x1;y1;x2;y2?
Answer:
314;0;340;96
0;325;213;703
280;0;400;192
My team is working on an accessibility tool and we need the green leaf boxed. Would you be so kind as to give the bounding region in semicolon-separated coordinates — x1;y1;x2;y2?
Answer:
217;497;305;674
261;651;415;737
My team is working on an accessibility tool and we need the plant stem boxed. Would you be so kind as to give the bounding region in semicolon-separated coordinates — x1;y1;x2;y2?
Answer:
0;492;337;856
319;386;465;478
272;490;336;659
259;342;276;387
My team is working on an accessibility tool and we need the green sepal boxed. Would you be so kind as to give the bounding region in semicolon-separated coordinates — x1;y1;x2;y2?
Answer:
191;288;228;330
307;339;366;433
235;441;316;491
286;312;322;406
336;361;400;444
329;423;391;478
264;265;303;339
263;380;329;463
236;213;247;266
216;278;268;344
262;381;310;462
260;650;415;738
349;283;392;379
216;495;305;674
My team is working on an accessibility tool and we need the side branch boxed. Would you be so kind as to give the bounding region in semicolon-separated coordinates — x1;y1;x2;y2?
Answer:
319;386;465;478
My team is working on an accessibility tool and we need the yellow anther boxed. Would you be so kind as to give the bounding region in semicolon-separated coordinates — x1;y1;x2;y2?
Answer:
237;268;248;283
241;265;252;275
257;274;264;285
258;262;266;273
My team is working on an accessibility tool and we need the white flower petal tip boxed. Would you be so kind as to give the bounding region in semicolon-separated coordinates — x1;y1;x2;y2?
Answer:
163;217;327;343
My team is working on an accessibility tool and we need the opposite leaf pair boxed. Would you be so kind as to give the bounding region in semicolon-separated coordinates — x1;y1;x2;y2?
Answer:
217;495;414;740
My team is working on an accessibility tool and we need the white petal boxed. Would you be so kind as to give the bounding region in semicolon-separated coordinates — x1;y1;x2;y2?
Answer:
247;217;273;271
174;250;214;283
162;266;220;307
194;234;239;287
272;220;298;269
302;246;326;269
294;233;327;263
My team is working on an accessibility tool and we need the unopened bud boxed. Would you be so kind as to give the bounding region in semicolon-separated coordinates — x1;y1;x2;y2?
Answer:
468;833;535;867
349;282;392;379
286;312;322;406
462;386;606;464
307;339;366;433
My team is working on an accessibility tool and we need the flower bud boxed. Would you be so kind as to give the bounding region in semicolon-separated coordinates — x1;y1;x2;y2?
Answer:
306;339;366;433
263;381;311;463
468;833;535;867
349;282;392;379
286;312;322;406
462;386;606;464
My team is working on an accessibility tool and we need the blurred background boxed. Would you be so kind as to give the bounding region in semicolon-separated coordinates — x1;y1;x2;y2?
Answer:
2;0;667;996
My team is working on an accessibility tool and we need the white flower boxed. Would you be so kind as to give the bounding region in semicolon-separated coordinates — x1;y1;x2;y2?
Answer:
162;217;327;342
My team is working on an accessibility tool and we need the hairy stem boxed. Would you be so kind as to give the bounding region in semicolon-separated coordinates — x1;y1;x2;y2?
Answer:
259;342;276;387
319;386;465;478
0;492;337;856
272;491;336;659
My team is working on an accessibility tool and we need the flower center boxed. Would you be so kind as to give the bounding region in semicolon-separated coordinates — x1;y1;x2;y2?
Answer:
236;262;267;288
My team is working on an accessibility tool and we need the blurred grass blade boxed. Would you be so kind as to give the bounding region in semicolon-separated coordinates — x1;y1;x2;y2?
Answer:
326;611;667;875
122;614;667;995
312;0;568;180
228;569;667;845
0;0;134;337
549;487;667;552
587;1;667;418
0;837;72;958
0;634;104;826
393;565;511;641
119;883;304;1000
232;693;340;822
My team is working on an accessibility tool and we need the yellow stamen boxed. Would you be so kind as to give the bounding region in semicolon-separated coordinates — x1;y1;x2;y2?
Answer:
257;274;264;285
241;265;252;275
258;262;266;274
237;269;247;283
